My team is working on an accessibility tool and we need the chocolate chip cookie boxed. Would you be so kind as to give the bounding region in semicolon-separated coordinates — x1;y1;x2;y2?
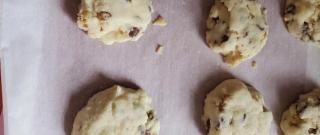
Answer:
72;85;160;135
206;0;268;66
280;89;320;135
77;0;153;45
202;79;273;135
284;0;320;47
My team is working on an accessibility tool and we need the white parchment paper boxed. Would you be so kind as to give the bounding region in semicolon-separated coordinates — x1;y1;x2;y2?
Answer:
1;0;319;135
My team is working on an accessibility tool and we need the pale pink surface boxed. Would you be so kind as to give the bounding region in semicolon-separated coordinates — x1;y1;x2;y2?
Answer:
0;0;320;135
0;114;3;135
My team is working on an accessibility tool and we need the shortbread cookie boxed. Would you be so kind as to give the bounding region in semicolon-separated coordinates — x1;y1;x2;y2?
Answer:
202;79;273;135
77;0;153;45
280;89;320;135
72;85;160;135
284;0;320;47
206;0;268;66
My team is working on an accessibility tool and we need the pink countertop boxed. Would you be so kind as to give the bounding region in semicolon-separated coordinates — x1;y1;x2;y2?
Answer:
1;0;320;134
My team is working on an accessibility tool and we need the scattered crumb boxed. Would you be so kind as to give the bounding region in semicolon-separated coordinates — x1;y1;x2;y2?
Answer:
251;60;257;68
153;15;167;26
155;44;164;55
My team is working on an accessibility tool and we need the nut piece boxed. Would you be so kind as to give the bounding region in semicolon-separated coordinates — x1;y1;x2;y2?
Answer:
153;15;167;26
155;44;164;55
97;11;112;20
129;27;140;37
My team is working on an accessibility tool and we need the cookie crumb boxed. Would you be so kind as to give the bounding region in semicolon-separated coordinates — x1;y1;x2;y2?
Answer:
153;15;167;26
251;60;257;68
155;44;164;55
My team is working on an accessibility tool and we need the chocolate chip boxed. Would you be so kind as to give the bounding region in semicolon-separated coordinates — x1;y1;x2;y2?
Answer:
308;127;318;134
229;119;233;125
214;117;226;131
285;4;296;14
147;111;154;120
244;32;249;37
97;11;112;20
221;35;229;42
139;127;151;135
212;17;219;23
263;107;268;112
220;117;224;123
129;27;140;37
242;114;247;122
148;6;152;12
206;119;211;131
256;24;264;31
249;13;255;19
261;7;267;13
302;22;310;35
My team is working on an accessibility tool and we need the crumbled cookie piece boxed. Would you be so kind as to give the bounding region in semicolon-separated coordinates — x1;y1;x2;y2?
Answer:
153;15;167;26
155;44;164;55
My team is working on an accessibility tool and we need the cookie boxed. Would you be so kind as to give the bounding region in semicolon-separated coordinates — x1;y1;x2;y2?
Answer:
71;85;160;135
202;79;273;135
280;89;320;135
77;0;153;45
206;0;268;66
284;0;320;47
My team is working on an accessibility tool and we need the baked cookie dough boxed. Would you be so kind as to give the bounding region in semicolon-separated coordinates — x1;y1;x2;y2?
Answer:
202;79;273;135
280;89;320;135
206;0;268;66
284;0;320;47
71;85;160;135
77;0;153;45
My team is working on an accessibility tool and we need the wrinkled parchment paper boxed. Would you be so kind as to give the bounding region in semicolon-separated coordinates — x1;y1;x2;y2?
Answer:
1;0;320;135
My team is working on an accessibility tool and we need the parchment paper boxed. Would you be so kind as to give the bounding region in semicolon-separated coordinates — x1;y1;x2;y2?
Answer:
1;0;320;135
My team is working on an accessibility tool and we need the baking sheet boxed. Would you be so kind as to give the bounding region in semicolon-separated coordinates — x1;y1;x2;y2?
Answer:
1;0;319;135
